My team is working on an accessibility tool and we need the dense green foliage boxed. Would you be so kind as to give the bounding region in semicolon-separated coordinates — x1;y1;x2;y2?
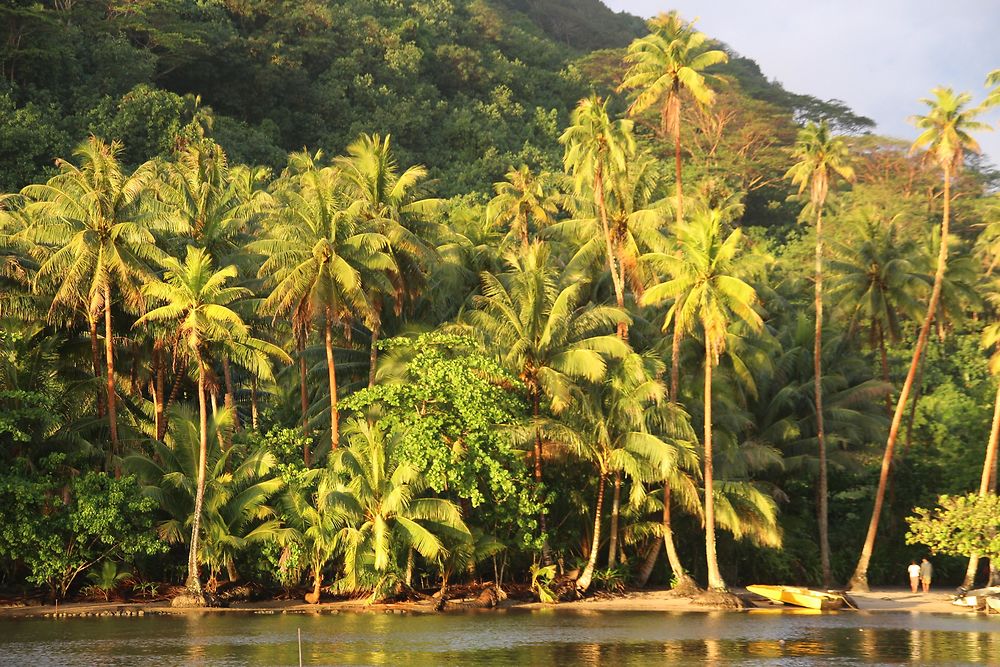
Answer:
2;1;1000;602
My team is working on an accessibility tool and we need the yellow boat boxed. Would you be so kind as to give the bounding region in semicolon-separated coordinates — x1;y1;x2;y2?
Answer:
747;585;852;610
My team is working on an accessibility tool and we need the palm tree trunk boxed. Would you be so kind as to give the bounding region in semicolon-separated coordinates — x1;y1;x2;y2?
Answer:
594;168;627;340
153;339;166;440
672;96;683;229
298;335;310;461
704;350;726;591
90;315;105;417
963;380;1000;586
576;471;606;592
532;391;551;563
368;311;381;389
251;377;259;431
814;205;831;588
878;323;892;413
608;472;622;567
162;361;184;440
324;309;340;452
635;537;660;588
222;356;240;431
186;358;208;596
103;285;119;455
850;166;952;592
662;321;696;590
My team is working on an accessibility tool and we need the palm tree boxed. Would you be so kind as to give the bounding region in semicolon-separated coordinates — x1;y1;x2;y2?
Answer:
273;471;343;603
487;165;561;250
784;120;854;587
155;142;273;435
465;242;629;542
334;133;439;387
849;88;990;591
986;69;1000;109
253;156;394;458
619;10;728;227
544;353;694;592
134;246;287;597
962;297;1000;586
322;418;470;602
641;210;762;591
22;137;167;452
829;213;925;392
560;94;636;339
125;407;284;591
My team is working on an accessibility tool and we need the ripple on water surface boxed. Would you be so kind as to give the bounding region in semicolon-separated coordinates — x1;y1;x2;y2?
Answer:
1;609;998;666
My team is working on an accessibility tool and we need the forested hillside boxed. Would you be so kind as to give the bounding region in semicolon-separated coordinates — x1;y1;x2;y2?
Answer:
2;1;1000;605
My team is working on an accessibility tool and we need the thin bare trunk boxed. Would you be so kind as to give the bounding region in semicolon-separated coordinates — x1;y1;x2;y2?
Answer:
878;323;892;413
298;335;310;463
595;168;627;340
903;345;928;449
161;363;184;440
662;321;695;589
608;472;622;567
186;359;208;596
251;377;259;431
90;316;104;417
368;314;381;389
153;339;165;440
704;351;725;591
814;205;831;588
324;309;339;452
103;286;119;456
963;381;1000;586
532;391;551;562
850;167;952;591
635;537;660;588
673;103;683;228
222;356;240;431
576;471;606;592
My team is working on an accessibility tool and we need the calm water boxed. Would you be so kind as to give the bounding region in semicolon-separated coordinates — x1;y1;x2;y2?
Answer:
1;609;998;666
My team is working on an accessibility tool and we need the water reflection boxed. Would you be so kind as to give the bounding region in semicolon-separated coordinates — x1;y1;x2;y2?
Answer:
1;609;998;666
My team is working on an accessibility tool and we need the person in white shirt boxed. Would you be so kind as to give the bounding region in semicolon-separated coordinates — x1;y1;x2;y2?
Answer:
907;561;920;593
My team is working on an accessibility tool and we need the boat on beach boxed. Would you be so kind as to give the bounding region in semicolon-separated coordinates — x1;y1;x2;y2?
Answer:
951;586;1000;609
985;597;1000;614
747;585;855;610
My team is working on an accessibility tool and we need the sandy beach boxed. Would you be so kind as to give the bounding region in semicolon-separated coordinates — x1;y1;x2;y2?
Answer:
0;587;985;620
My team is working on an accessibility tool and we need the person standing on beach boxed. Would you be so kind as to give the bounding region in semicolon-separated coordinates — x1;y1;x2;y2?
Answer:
908;560;920;593
920;558;933;593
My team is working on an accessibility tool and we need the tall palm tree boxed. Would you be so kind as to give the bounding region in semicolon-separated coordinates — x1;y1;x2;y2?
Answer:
561;94;636;339
465;242;629;543
784;120;854;587
253;157;394;459
22;137;167;452
487;165;561;250
134;246;287;597
641;210;763;591
334;133;439;387
849;88;989;591
963;295;1000;586
124;407;284;591
323;418;470;602
619;10;728;227
155;142;273;435
544;353;694;592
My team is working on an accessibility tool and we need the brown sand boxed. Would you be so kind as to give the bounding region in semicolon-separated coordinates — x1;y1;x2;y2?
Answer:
0;587;977;620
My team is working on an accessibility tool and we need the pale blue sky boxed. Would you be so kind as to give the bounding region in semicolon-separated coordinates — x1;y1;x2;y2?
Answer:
603;0;1000;165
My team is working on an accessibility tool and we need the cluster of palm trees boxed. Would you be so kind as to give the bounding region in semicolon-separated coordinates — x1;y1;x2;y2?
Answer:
3;10;1000;601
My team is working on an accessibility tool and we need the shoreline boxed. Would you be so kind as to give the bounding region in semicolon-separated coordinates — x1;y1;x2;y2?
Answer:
0;587;981;620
